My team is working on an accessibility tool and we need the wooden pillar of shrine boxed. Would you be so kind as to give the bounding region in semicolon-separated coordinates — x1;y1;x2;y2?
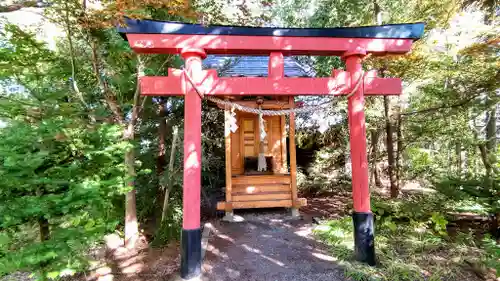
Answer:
223;101;233;219
344;50;376;266
288;96;299;216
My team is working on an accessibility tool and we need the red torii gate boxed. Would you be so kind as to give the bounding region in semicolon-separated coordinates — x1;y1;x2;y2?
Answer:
119;19;424;280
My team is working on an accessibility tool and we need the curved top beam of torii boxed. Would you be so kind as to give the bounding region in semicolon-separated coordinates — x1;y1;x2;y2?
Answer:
118;19;424;97
119;18;424;56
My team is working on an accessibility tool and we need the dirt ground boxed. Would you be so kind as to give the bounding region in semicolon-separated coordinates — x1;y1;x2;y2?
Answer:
61;234;181;281
78;203;348;281
4;191;493;281
85;194;351;281
202;209;347;281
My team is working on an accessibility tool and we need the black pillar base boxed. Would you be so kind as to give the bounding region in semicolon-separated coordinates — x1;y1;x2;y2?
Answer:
181;228;202;279
352;212;376;266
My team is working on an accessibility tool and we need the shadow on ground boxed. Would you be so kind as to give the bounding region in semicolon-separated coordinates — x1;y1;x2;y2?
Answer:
203;209;347;281
82;235;180;281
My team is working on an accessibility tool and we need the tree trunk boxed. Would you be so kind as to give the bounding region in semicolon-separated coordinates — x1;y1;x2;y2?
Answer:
478;143;492;173
38;217;50;242
156;100;167;211
384;96;398;198
395;105;403;188
161;126;179;223
90;40;124;125
472;117;486;174
484;6;498;241
123;57;145;248
91;42;143;248
371;0;386;190
486;108;498;239
38;216;50;279
88;26;145;249
455;142;462;175
486;109;496;166
478;109;498;176
157;100;167;175
373;0;381;25
124;134;138;247
369;129;382;188
345;149;352;177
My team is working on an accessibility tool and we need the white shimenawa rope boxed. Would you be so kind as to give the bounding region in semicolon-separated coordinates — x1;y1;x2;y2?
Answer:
183;70;365;116
257;106;267;172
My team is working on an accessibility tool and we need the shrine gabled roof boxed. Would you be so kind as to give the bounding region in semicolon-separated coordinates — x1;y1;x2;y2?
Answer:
118;18;425;40
203;56;313;77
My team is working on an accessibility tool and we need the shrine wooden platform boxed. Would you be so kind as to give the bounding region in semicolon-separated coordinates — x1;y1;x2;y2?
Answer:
217;174;307;210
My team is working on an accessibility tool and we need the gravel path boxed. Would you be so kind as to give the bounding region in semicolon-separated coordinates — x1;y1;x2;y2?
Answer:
202;210;347;281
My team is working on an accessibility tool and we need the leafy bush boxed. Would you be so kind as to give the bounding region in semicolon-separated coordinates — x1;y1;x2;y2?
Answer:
0;118;129;279
151;205;182;247
372;195;449;230
436;174;500;206
314;196;485;281
0;25;130;277
481;236;500;275
435;173;500;238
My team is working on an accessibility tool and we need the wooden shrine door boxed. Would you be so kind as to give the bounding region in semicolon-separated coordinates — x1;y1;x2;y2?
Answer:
231;113;287;175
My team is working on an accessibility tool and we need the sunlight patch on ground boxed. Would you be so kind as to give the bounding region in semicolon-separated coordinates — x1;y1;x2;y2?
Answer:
314;225;331;232
207;244;229;260
241;243;262;254
104;234;124;250
95;266;114;281
215;233;235;243
224;268;241;278
294;226;313;237
241;243;285;267
312;252;338;262
120;262;144;275
401;181;436;193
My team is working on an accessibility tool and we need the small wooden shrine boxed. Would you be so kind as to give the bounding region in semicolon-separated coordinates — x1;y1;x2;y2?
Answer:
216;95;306;213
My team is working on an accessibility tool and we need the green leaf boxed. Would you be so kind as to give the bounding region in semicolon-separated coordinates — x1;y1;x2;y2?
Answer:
47;271;60;279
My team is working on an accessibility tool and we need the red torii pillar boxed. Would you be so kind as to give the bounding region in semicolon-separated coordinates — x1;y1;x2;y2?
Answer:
180;48;206;279
119;19;423;280
345;50;375;265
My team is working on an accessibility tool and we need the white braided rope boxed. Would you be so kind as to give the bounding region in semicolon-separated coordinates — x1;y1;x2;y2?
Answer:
184;70;365;116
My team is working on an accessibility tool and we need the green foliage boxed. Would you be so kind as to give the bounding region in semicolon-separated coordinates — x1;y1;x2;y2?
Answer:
481;236;500;275
151;204;183;247
372;194;448;223
430;212;449;235
0;21;129;279
405;147;435;179
0;94;128;278
314;209;483;281
435;167;500;222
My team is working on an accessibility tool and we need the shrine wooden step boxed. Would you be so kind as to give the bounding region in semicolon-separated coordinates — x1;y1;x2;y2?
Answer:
216;198;307;210
232;184;291;194
232;192;291;202
232;175;291;185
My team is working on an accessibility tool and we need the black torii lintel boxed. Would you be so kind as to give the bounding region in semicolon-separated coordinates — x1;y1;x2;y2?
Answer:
118;18;425;40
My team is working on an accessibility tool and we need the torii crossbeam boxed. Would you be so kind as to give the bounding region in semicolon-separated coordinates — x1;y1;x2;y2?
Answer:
119;18;424;280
